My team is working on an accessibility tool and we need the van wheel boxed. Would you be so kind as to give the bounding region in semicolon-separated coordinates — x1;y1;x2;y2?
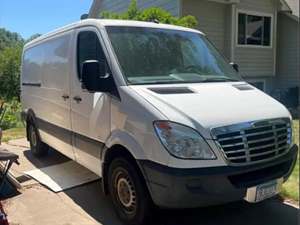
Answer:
108;157;151;225
28;123;48;157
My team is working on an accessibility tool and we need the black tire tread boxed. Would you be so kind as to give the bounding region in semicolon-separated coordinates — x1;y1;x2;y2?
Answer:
28;122;48;157
108;157;152;225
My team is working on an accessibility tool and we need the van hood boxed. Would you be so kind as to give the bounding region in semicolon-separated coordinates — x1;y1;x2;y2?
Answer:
130;82;291;139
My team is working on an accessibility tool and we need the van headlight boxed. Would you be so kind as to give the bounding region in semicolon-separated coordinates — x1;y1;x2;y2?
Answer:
153;121;216;159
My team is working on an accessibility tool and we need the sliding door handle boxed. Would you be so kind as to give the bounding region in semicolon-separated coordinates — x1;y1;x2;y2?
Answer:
62;94;69;100
73;96;82;103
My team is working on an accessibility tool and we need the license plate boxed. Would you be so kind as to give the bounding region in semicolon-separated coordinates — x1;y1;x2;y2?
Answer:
244;178;283;203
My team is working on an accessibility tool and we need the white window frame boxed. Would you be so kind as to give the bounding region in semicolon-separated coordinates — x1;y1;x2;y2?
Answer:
246;78;266;91
236;10;274;49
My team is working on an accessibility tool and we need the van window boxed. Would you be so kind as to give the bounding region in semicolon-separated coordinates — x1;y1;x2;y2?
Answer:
77;31;105;80
43;34;71;89
23;45;45;84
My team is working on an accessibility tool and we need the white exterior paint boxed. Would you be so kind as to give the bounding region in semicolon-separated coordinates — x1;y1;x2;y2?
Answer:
21;19;292;172
22;30;74;160
20;20;297;213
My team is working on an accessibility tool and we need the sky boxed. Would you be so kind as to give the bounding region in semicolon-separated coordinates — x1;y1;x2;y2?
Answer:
0;0;93;39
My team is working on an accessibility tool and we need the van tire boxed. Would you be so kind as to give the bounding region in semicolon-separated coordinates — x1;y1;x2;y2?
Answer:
108;157;151;225
28;123;48;157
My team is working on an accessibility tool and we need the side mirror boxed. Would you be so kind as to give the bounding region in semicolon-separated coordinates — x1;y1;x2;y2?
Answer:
230;62;239;72
81;60;109;92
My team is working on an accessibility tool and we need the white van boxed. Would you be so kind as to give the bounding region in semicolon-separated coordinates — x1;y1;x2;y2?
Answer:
21;19;298;225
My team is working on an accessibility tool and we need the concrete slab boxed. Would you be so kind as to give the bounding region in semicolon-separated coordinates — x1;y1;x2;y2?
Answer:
3;185;101;225
8;138;30;148
4;181;298;225
1;139;299;225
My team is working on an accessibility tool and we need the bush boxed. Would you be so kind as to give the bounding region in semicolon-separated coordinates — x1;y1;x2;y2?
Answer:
0;46;23;100
0;100;23;130
101;0;198;28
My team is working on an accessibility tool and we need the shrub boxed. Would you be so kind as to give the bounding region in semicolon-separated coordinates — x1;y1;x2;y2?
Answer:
0;46;23;100
0;100;23;130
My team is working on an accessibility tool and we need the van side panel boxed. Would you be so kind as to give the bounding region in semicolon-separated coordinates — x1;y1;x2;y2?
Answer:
21;31;74;159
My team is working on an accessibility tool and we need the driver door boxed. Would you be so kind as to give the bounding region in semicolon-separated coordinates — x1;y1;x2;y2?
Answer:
70;27;111;175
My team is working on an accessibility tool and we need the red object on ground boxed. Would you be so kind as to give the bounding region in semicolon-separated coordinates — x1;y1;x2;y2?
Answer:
0;201;9;225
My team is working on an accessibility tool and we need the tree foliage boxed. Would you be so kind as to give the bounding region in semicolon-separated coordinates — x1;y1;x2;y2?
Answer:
26;33;42;43
0;45;23;100
0;28;24;52
0;29;41;101
100;0;198;28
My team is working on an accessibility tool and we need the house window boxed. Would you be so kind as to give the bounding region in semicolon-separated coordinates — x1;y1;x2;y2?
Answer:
238;13;272;47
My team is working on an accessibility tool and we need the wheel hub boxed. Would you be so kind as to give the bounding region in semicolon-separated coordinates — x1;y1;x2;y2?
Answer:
117;176;136;210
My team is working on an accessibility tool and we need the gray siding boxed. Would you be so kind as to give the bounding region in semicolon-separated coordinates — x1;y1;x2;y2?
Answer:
237;0;275;13
100;0;131;14
235;0;277;77
138;0;180;16
99;0;179;16
182;0;230;58
276;13;299;89
235;48;275;77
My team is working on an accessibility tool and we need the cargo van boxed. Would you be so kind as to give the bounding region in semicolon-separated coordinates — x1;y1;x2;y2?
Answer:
21;19;298;225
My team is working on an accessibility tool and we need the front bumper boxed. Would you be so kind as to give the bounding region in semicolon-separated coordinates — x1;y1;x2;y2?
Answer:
138;144;298;208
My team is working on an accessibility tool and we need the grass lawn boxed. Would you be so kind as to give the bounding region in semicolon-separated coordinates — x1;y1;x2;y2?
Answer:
1;127;26;143
1;120;299;203
281;119;299;203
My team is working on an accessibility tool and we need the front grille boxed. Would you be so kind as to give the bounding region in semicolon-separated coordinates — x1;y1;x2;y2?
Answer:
212;118;292;165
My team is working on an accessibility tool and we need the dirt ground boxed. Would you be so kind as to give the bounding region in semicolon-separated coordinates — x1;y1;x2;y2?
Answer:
1;139;299;225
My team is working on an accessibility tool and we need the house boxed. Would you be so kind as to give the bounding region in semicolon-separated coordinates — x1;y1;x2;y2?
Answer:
89;0;299;107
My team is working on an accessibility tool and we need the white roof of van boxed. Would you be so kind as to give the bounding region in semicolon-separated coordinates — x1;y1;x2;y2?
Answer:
25;19;204;49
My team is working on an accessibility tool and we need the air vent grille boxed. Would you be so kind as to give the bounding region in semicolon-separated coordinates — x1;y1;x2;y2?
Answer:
233;84;254;91
148;87;194;94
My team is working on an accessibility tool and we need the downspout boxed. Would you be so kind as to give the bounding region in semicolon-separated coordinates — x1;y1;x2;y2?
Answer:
88;0;102;18
179;0;183;17
230;3;237;62
273;1;278;77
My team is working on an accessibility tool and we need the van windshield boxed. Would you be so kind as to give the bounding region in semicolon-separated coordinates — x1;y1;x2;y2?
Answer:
106;26;241;85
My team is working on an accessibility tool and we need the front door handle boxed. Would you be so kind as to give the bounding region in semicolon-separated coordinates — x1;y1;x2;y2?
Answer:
62;94;69;100
73;96;82;103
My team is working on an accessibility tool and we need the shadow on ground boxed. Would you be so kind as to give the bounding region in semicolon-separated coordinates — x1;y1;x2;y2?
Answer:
64;182;299;225
23;147;69;169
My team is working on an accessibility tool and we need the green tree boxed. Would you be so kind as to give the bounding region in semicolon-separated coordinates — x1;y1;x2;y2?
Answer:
26;33;42;43
100;0;198;28
0;28;24;52
0;45;23;100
